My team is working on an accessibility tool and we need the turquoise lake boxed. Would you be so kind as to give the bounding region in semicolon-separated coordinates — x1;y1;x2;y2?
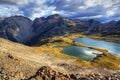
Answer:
62;46;102;61
62;38;120;61
75;38;120;56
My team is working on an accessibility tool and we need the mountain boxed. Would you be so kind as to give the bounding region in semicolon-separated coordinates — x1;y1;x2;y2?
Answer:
0;16;32;43
0;14;89;45
87;20;120;36
26;14;88;45
85;19;102;33
0;14;120;45
101;20;120;37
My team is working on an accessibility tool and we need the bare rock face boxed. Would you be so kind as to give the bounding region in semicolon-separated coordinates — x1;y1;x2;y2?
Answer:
26;14;89;45
0;16;32;43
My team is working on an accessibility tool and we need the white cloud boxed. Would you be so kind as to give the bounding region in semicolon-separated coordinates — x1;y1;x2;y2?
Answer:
0;4;23;17
52;10;77;17
0;0;55;20
80;15;103;19
0;0;120;22
35;0;45;5
29;0;56;20
0;0;29;5
106;8;118;17
54;0;120;21
30;7;55;20
82;0;119;9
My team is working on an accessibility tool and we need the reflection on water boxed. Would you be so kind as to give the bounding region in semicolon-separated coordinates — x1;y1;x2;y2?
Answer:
62;46;102;61
75;38;120;55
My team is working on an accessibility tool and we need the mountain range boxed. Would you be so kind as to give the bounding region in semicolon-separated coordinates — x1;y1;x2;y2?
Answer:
0;14;120;80
0;14;120;45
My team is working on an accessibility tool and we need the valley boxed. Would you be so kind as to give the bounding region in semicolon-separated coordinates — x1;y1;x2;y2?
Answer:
0;33;120;79
0;15;120;80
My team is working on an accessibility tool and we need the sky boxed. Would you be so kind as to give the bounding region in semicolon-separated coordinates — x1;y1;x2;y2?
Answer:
0;0;120;22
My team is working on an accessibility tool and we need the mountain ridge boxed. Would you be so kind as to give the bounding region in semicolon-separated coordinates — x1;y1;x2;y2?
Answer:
0;14;120;45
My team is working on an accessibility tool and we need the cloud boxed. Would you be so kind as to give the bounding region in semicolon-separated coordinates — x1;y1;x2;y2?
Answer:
0;4;23;17
18;0;56;20
30;6;55;19
0;0;55;20
0;0;29;5
30;0;56;19
0;0;120;22
53;0;120;22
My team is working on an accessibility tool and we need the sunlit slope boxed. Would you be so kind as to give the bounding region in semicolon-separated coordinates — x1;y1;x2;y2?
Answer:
35;34;120;70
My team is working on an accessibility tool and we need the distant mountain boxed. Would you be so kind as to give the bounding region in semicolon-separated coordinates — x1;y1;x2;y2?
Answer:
87;20;120;36
101;20;120;36
0;14;119;45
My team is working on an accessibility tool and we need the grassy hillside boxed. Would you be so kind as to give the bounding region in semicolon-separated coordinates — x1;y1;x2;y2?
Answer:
34;33;120;70
89;34;120;43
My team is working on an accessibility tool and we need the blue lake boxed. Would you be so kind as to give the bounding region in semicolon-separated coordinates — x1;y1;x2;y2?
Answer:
62;38;120;61
75;38;120;56
62;46;102;61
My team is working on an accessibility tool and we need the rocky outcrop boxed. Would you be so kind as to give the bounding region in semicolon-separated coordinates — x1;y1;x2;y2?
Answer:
28;66;120;80
28;66;71;80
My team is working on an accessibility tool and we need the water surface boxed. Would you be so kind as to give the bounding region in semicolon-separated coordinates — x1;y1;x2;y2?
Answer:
62;46;102;61
75;38;120;55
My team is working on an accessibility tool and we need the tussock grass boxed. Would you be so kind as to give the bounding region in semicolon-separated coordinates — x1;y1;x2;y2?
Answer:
92;53;120;70
34;33;120;70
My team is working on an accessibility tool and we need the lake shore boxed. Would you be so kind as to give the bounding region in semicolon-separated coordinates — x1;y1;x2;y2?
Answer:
89;35;120;43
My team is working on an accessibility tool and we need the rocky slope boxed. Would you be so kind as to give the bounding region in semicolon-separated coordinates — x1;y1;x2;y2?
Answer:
101;20;120;37
26;14;88;45
27;66;120;80
0;16;32;43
